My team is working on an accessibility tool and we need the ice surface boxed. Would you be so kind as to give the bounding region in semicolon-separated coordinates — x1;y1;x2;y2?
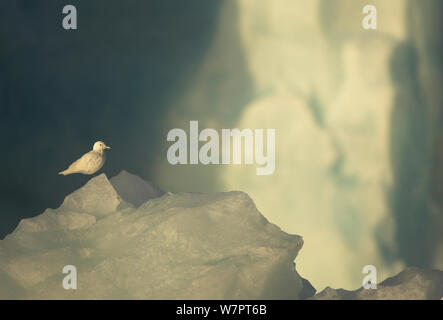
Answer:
311;267;443;300
0;172;312;299
110;170;164;207
60;173;130;217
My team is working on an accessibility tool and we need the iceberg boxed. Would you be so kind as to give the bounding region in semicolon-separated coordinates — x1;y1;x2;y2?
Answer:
0;171;313;299
311;267;443;300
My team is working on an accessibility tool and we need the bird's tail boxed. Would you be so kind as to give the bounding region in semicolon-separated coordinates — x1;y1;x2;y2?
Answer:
58;170;69;175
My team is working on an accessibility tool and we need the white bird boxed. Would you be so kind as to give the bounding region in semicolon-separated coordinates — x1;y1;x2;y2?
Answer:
58;141;111;176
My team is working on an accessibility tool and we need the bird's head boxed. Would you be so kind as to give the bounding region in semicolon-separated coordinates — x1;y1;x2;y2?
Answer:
93;141;111;152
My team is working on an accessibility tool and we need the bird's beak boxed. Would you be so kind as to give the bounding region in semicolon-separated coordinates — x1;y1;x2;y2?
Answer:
105;145;111;149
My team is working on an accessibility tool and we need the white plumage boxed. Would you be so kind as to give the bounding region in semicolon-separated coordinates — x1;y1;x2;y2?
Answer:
59;141;110;176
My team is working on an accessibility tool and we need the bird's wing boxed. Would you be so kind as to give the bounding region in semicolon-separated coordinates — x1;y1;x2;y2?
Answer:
67;151;100;172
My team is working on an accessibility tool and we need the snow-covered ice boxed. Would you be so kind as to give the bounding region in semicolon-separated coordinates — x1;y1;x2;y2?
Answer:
0;171;312;299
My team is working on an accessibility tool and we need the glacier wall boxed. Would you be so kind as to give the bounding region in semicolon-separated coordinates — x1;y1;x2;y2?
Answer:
155;0;443;290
